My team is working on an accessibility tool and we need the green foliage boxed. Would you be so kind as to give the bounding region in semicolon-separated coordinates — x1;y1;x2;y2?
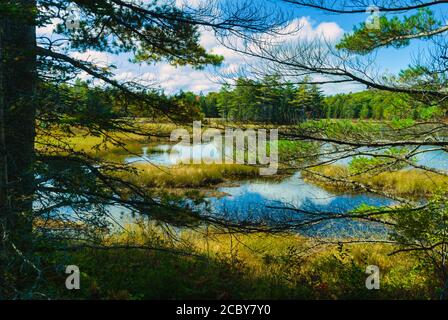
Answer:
1;0;235;297
49;0;223;68
277;140;318;163
199;92;220;118
5;0;448;300
348;148;414;175
393;191;448;248
297;119;384;139
37;80;205;125
337;9;440;54
323;89;440;121
199;76;325;123
392;190;448;297
390;118;415;129
169;91;204;121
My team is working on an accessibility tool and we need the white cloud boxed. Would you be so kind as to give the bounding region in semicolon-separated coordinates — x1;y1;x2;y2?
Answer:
315;22;344;41
70;50;113;68
295;17;344;41
199;29;220;50
255;17;344;46
156;64;221;93
37;23;56;36
66;51;120;84
40;14;349;95
117;16;346;94
114;71;158;85
36;15;61;37
175;0;203;8
321;81;365;95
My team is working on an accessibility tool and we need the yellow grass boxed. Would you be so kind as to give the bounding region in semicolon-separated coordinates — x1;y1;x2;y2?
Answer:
115;223;417;283
304;164;448;197
97;223;428;299
121;163;259;188
36;122;181;161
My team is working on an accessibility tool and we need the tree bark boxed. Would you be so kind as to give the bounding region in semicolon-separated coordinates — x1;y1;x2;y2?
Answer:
0;0;37;296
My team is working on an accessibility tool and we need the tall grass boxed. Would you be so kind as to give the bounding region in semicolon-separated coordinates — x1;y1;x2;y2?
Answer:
36;122;179;159
304;165;448;197
41;224;433;299
120;163;260;188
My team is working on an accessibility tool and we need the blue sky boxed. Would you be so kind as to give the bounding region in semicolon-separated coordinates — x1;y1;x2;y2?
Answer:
37;0;448;96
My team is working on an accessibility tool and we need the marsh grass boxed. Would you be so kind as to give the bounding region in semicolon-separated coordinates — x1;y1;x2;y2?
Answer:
119;163;260;188
304;165;448;197
34;121;442;299
36;122;179;159
44;224;433;299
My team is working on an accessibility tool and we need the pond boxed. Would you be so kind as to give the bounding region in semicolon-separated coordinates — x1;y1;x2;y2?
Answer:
125;143;231;166
45;142;446;237
124;142;425;237
207;172;392;237
127;142;448;171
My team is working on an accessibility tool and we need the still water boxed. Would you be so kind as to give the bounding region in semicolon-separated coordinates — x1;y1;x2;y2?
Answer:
123;143;427;236
207;172;392;237
125;143;231;165
42;142;446;237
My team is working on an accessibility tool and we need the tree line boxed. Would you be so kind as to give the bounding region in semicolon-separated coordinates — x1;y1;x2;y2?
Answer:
200;76;325;123
53;77;445;125
197;79;444;123
323;90;444;121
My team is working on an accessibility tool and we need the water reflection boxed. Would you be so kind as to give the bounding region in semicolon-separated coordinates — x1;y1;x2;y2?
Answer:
128;142;448;171
64;142;446;237
207;172;393;237
122;142;448;236
125;143;230;165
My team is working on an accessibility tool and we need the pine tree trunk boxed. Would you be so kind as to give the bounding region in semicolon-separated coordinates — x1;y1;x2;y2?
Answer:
0;0;37;296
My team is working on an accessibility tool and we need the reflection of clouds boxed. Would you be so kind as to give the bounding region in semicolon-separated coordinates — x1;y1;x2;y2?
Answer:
125;143;224;165
414;147;448;171
219;173;333;208
170;143;224;164
126;143;231;165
